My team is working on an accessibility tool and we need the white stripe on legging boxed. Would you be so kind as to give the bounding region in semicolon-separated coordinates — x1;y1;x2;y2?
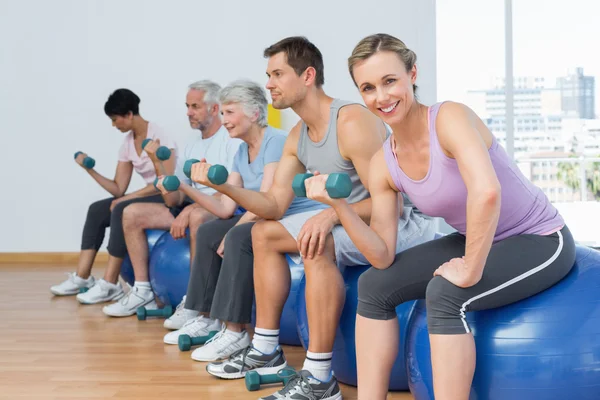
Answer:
458;230;564;333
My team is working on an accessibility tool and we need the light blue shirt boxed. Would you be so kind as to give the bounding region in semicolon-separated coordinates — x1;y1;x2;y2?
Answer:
232;127;327;217
174;126;242;195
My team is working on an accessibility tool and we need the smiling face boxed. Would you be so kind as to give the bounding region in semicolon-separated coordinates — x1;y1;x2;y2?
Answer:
221;102;254;139
352;51;417;126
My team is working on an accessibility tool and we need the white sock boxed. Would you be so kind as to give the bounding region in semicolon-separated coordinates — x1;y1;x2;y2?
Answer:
252;327;279;354
204;316;220;328
134;281;151;291
225;328;245;339
302;351;333;382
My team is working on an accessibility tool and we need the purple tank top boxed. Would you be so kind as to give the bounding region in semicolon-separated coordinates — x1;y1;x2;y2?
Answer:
383;102;564;242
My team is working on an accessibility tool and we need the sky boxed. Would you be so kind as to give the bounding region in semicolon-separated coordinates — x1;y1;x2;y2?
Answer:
436;0;600;115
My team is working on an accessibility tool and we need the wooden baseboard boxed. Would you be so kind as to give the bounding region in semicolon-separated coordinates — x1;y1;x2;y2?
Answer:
0;252;109;264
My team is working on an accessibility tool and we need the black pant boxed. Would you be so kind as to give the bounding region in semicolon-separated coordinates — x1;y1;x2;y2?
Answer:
357;226;576;334
81;195;165;258
185;215;256;324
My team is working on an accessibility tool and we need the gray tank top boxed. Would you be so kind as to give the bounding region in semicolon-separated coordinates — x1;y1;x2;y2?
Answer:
297;99;370;204
297;98;420;213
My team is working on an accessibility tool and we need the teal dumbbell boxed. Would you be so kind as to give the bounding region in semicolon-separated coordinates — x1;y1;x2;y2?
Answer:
245;368;296;391
74;151;96;169
153;176;180;191
177;331;219;351
136;305;174;321
291;173;352;199
208;165;228;185
79;287;89;294
142;139;171;161
183;159;201;178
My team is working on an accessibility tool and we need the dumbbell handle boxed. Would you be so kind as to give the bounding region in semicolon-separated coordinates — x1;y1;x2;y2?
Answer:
142;139;171;176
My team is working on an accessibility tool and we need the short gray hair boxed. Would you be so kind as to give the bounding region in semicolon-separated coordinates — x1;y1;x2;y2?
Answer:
188;80;221;107
219;80;268;127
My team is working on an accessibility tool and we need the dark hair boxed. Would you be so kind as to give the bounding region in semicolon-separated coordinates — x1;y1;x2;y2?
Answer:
264;36;325;88
104;88;141;117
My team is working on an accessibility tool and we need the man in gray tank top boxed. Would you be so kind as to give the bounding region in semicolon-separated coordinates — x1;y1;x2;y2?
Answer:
200;37;436;399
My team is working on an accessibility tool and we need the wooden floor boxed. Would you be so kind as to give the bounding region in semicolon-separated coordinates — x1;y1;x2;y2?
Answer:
0;264;413;400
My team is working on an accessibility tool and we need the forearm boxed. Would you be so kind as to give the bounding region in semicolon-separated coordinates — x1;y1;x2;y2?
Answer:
218;184;283;220
332;201;393;268
152;159;168;177
327;197;372;225
179;184;234;219
464;188;501;280
87;169;122;197
122;184;159;200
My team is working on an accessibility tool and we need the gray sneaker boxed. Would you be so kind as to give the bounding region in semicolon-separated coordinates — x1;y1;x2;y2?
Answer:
206;345;287;380
259;369;342;400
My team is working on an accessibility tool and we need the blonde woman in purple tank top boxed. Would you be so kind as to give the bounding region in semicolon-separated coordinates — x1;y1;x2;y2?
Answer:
303;34;575;399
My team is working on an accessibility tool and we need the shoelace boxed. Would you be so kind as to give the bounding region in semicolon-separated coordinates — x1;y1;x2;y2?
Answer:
173;297;187;316
203;325;227;346
226;345;254;373
181;315;208;332
277;368;313;397
67;272;78;282
119;287;138;305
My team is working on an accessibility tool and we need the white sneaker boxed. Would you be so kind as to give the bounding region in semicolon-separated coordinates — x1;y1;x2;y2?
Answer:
102;286;156;317
76;279;124;304
191;328;251;362
50;272;95;296
163;296;199;330
163;315;222;345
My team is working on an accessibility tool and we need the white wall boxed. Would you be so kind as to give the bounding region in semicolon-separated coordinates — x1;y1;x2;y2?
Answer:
0;0;437;252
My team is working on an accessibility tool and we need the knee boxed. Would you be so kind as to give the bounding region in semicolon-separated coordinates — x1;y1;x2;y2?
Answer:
194;221;222;252
189;209;213;234
356;268;398;320
251;220;279;248
122;203;146;230
110;200;131;221
87;199;109;218
302;233;335;271
425;276;468;334
227;223;253;253
425;276;453;311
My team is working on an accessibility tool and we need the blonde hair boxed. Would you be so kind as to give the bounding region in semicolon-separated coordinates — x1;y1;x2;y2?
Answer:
348;33;418;93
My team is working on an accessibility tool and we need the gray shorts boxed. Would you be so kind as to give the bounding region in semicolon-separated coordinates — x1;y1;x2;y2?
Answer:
279;207;437;266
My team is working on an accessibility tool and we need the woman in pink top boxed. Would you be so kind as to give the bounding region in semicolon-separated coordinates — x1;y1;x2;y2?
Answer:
302;34;575;399
50;89;177;305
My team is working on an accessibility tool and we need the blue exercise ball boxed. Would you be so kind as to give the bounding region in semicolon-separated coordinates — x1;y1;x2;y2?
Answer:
406;245;600;400
296;265;415;390
280;256;304;346
250;255;304;346
120;229;167;286
148;231;191;306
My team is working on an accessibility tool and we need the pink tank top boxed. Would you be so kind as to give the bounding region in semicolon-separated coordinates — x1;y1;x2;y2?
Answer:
383;102;564;242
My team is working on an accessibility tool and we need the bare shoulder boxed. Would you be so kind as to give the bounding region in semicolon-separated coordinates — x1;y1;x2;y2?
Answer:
338;104;381;127
437;101;479;126
337;104;387;155
436;101;492;154
282;121;303;156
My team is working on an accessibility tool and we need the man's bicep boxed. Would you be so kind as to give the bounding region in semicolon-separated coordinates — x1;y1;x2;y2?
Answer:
269;152;306;212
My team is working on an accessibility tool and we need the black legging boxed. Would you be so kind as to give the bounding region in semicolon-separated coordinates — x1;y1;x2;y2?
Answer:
357;226;576;334
81;195;165;258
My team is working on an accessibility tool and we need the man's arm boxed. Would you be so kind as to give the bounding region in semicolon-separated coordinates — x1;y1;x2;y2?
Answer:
197;124;305;220
326;105;388;224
